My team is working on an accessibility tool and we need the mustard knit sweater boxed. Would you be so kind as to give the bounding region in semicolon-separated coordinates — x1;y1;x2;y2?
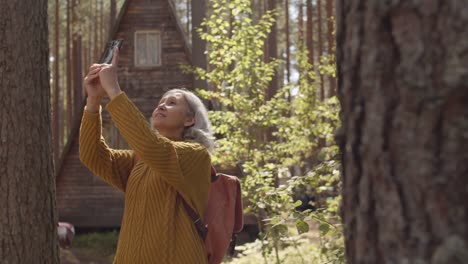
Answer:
79;93;211;264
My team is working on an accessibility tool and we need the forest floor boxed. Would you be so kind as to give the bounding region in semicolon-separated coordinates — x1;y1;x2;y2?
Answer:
60;222;321;264
60;248;114;264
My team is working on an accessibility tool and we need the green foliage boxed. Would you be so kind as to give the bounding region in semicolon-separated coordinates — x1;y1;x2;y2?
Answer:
185;0;344;263
227;235;341;264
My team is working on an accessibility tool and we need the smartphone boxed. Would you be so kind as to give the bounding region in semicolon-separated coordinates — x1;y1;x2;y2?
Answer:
99;39;123;64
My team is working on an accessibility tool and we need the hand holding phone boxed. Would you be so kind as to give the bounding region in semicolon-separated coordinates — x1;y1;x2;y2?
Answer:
99;39;123;64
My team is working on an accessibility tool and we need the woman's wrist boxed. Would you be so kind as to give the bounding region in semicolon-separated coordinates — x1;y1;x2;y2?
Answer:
107;87;123;100
86;96;102;113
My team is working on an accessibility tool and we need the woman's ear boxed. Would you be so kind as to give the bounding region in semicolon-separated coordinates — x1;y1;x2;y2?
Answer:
184;116;195;127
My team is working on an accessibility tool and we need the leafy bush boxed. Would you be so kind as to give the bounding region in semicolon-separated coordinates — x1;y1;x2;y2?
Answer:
186;0;344;263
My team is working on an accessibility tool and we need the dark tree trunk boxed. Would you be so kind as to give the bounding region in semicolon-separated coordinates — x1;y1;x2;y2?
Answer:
100;0;104;46
317;0;324;100
93;0;99;60
187;0;191;36
306;0;314;67
191;0;207;90
0;0;59;262
87;0;93;69
110;0;116;34
326;0;336;97
73;35;84;115
72;0;80;120
67;0;73;139
266;0;278;100
298;0;304;43
336;1;468;263
285;0;290;83
53;0;60;163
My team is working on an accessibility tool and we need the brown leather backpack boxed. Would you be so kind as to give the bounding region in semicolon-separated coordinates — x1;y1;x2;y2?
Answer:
180;167;244;264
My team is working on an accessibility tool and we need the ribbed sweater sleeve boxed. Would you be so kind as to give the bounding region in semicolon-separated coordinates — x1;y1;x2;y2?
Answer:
79;107;135;192
105;93;211;211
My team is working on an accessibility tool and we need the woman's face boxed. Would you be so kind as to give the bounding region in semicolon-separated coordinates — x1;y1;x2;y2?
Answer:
152;92;194;134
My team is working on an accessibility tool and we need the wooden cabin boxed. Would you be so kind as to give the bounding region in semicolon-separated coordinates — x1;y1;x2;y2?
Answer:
56;0;194;228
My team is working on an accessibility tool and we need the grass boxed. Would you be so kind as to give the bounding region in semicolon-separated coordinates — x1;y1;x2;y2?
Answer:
60;231;118;264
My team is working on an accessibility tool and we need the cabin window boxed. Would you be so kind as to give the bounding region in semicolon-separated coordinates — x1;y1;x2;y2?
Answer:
134;31;161;67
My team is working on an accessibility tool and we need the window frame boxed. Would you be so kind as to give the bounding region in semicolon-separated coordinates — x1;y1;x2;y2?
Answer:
134;30;162;67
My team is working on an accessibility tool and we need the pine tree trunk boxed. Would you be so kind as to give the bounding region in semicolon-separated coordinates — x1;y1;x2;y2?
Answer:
306;0;314;67
192;0;207;90
336;1;468;263
53;0;60;163
87;0;93;68
326;0;336;97
266;0;278;100
298;0;303;42
67;0;73;138
100;0;104;46
72;0;82;118
0;0;59;262
187;0;191;36
74;35;84;114
317;0;324;100
94;0;99;60
110;0;116;34
285;0;290;84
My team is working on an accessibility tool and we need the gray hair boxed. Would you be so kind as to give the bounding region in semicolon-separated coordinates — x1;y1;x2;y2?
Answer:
161;88;215;152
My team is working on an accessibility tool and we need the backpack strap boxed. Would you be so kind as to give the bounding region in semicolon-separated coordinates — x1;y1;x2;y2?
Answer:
178;166;218;241
133;155;214;241
210;166;219;182
178;193;208;240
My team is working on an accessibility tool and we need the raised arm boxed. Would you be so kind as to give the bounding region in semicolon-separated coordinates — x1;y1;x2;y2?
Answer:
105;93;211;200
79;96;135;192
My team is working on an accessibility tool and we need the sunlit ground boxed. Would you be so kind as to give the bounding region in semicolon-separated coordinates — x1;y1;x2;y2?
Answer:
60;222;323;264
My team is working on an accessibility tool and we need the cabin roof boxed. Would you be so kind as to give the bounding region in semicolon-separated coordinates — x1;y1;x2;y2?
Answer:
110;0;192;61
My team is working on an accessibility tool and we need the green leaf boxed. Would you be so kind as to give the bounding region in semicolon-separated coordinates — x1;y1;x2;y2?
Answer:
275;224;288;235
296;219;309;234
293;200;302;208
319;223;331;235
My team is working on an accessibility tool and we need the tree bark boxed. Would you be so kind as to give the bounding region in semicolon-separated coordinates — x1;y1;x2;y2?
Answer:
87;0;93;69
100;0;104;46
326;0;336;97
285;0;290;83
317;0;324;100
306;0;314;67
53;0;60;163
298;0;304;43
93;0;99;60
336;1;468;263
191;0;207;90
187;0;191;36
73;35;84;115
67;0;73;139
110;0;116;35
266;0;278;100
0;0;59;262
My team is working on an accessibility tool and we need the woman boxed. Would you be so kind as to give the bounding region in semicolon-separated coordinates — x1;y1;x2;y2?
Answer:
80;47;214;263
